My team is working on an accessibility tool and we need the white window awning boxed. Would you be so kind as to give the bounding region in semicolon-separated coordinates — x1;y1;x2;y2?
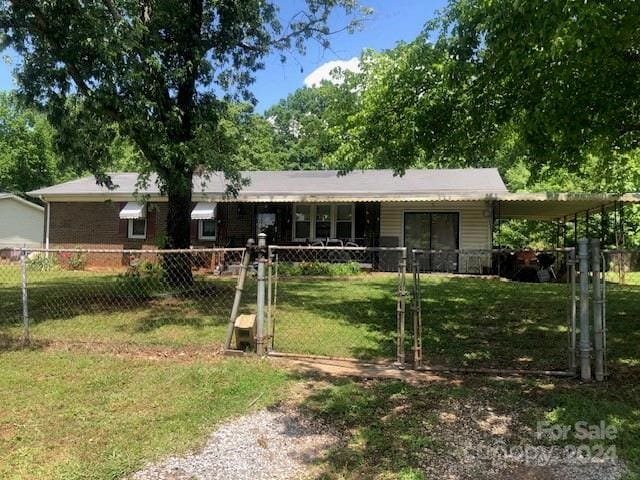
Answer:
119;202;146;219
191;202;217;220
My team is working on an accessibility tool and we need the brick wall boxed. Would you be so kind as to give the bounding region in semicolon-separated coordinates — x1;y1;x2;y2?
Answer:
48;201;258;266
48;200;381;266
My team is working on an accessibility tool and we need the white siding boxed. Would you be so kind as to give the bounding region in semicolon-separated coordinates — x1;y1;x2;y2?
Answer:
0;198;44;247
379;201;492;273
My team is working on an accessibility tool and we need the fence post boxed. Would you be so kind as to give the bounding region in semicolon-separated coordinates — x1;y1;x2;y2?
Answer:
224;239;254;350
591;239;604;381
567;248;577;373
396;248;407;367
255;233;267;356
578;238;592;381
267;246;273;352
20;249;30;344
412;251;423;369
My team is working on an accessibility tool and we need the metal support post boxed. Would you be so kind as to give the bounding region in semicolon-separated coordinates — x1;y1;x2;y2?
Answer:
567;248;577;372
20;250;30;344
578;238;592;381
267;247;273;351
396;248;407;367
412;251;423;368
256;233;267;356
591;239;604;381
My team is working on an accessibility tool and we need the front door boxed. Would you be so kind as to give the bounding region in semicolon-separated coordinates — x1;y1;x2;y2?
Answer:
256;212;278;244
404;212;459;272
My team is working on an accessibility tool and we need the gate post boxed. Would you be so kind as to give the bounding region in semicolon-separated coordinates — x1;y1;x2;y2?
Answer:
256;233;267;356
396;248;407;367
578;238;592;381
591;239;604;381
412;251;423;369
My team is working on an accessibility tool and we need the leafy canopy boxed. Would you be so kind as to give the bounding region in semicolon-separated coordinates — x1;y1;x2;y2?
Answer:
0;0;366;247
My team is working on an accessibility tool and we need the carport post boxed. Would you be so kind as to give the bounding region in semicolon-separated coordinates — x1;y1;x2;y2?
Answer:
256;233;267;356
578;238;592;381
20;249;30;344
591;239;604;381
567;248;577;372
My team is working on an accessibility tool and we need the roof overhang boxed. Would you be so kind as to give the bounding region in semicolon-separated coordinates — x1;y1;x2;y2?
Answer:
493;192;640;221
0;193;45;211
28;191;640;222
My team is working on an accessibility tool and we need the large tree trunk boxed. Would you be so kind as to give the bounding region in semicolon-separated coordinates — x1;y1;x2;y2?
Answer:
164;171;194;286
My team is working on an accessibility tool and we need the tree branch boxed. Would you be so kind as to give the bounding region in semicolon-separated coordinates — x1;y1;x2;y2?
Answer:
101;0;122;22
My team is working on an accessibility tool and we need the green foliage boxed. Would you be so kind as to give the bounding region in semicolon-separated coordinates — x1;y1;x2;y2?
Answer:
0;92;70;194
66;251;87;271
437;0;640;167
0;0;366;247
277;261;362;276
26;253;57;272
264;85;344;170
122;260;164;280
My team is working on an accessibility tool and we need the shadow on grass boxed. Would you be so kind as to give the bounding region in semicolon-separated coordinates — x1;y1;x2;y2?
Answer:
0;332;49;353
293;370;640;479
272;276;399;360
0;272;240;334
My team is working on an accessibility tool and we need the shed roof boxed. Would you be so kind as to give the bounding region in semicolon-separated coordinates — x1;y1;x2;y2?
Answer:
0;192;45;211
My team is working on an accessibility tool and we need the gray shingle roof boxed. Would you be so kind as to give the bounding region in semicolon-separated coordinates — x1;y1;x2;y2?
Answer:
29;168;508;198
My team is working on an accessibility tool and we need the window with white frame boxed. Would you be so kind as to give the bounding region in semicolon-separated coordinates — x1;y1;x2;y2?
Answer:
293;204;355;241
128;218;147;239
294;204;312;239
198;219;217;240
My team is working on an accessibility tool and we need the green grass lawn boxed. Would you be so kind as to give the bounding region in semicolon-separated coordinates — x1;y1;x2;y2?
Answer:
0;352;290;480
1;264;638;371
1;264;639;479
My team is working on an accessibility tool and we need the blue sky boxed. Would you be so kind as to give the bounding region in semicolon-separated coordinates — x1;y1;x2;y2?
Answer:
0;0;447;112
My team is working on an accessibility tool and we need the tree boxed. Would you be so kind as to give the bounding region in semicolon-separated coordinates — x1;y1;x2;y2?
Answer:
0;92;66;194
436;0;640;170
0;1;366;256
264;85;342;169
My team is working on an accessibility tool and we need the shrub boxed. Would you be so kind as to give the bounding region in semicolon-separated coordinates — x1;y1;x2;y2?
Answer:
122;260;164;280
26;253;57;271
276;261;362;276
67;250;87;271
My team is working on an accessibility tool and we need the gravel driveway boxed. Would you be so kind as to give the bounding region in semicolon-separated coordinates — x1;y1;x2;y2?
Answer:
132;408;338;480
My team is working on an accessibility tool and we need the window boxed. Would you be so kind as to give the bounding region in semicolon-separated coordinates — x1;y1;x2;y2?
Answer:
128;218;147;239
293;204;355;241
199;219;217;240
315;205;332;239
294;205;312;240
336;204;354;239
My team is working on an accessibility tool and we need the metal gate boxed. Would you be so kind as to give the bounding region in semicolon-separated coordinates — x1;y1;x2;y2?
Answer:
265;245;408;364
410;247;578;375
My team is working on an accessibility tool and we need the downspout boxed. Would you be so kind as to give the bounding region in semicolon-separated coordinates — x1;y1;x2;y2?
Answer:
40;195;50;252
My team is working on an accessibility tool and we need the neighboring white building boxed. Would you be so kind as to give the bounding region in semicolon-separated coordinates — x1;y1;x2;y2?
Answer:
0;193;45;248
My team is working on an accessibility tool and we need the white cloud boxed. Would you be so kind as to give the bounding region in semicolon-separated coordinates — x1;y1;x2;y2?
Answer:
304;57;360;88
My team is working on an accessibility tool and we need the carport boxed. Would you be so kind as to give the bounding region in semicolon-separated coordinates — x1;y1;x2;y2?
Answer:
491;192;640;248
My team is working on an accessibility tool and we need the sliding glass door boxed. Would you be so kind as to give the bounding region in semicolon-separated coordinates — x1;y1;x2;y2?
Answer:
404;212;459;272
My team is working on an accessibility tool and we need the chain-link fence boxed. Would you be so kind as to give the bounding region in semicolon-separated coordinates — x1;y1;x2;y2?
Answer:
3;242;634;376
0;247;251;349
266;246;407;362
410;248;577;373
600;249;640;376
